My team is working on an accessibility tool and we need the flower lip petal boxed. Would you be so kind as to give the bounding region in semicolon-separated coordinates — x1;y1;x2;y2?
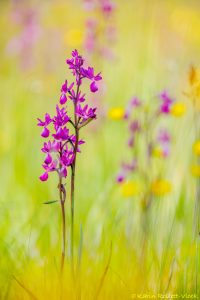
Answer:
41;127;50;138
60;93;67;105
90;81;98;93
39;172;48;181
44;153;52;165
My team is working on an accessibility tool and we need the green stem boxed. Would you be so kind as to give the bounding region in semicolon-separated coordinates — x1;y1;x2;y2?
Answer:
70;73;80;275
70;165;75;275
59;176;66;273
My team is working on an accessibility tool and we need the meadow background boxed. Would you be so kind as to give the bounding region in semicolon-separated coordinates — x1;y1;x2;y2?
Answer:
0;0;200;299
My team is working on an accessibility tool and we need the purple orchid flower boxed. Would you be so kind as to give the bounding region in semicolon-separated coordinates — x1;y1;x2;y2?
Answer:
38;49;102;183
38;50;102;271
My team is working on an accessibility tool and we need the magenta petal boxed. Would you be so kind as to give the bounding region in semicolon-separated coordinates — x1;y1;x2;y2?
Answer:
44;153;52;165
94;73;102;81
60;93;67;105
41;127;50;138
90;81;98;93
39;172;48;181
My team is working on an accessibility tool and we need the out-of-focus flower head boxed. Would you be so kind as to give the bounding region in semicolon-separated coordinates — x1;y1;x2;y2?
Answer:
151;179;172;196
185;66;200;110
124;97;141;120
121;180;141;197
108;107;125;120
170;102;186;117
158;90;174;114
116;160;137;184
191;165;200;177
6;0;41;70
153;129;171;158
193;140;200;156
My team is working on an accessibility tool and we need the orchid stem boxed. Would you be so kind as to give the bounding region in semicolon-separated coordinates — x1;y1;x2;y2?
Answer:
70;128;79;276
59;176;66;273
70;166;75;276
70;74;80;276
61;200;66;273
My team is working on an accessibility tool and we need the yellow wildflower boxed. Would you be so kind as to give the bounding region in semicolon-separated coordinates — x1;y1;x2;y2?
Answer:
189;65;198;86
152;147;163;158
151;179;171;197
193;140;200;155
64;29;83;47
170;102;186;117
121;181;141;197
108;108;124;120
185;66;200;110
191;165;200;177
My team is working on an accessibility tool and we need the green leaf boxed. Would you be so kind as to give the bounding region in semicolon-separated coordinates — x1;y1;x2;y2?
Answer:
43;200;58;205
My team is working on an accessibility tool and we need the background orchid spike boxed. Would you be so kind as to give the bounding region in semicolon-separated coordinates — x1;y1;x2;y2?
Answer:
83;0;116;60
37;49;102;272
116;90;181;193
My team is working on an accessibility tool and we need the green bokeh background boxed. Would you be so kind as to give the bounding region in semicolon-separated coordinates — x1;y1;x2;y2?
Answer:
0;0;200;298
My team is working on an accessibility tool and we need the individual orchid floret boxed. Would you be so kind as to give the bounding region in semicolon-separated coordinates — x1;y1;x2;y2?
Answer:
76;104;97;123
53;105;70;129
37;113;52;127
61;80;74;93
37;113;52;138
40;160;58;182
41;141;60;153
53;127;69;141
81;66;102;93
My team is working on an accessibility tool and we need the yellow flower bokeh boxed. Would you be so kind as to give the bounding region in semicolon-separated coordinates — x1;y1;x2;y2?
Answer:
152;147;166;158
191;165;200;177
64;29;83;47
151;179;172;197
170;102;186;117
121;181;141;197
108;107;125;120
193;140;200;156
185;66;200;110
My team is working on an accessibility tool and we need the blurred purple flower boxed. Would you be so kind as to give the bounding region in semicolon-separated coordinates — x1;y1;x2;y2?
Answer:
117;160;137;183
157;129;171;144
7;0;41;70
159;90;174;114
124;97;141;119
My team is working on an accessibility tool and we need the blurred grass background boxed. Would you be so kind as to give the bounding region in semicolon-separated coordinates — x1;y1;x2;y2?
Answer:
0;0;200;299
